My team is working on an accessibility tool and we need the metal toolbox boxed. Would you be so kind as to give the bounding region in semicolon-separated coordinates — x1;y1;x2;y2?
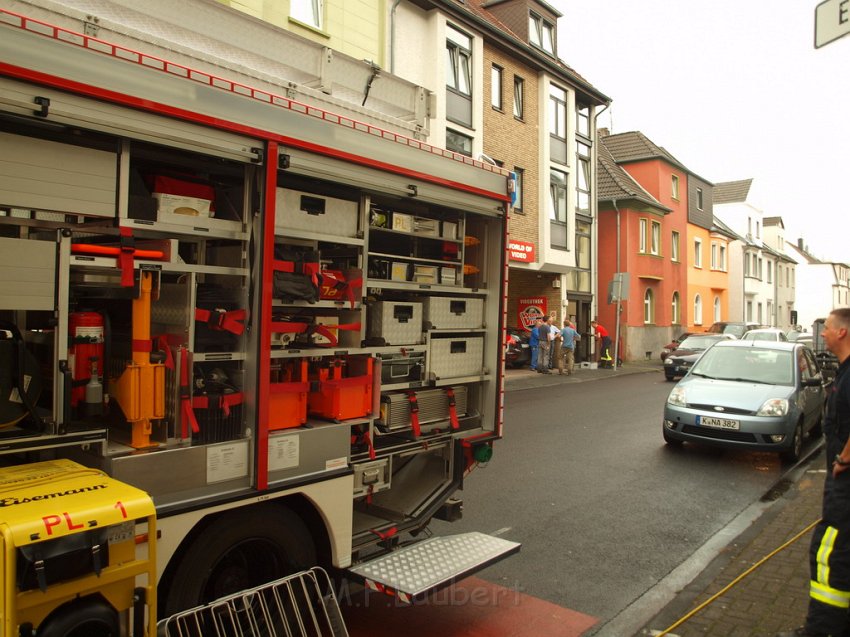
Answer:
275;188;359;238
353;458;391;497
377;386;468;432
428;335;484;379
368;301;422;345
379;350;425;386
423;296;484;330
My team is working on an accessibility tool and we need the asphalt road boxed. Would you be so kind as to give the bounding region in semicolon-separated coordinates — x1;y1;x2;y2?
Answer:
428;371;809;633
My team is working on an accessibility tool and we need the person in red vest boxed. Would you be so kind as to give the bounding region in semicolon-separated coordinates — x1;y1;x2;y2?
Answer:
591;320;613;368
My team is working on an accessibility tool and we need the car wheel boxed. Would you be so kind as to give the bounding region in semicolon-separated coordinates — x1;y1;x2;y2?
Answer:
663;428;683;447
781;421;804;464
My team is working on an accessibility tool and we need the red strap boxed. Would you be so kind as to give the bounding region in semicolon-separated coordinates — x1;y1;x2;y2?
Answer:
446;387;460;430
272;321;361;348
191;392;244;417
118;227;135;288
407;391;421;438
179;347;200;437
155;335;175;370
132;338;153;353
273;259;321;287
195;308;247;336
370;526;398;541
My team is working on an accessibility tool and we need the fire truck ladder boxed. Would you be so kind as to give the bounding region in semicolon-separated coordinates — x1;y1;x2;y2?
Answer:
157;567;347;637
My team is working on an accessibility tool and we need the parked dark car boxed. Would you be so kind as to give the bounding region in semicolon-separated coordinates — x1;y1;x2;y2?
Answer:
505;327;531;368
664;334;734;381
660;332;694;361
705;321;762;339
663;340;826;462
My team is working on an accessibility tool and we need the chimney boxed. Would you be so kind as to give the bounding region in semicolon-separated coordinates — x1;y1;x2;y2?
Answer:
798;237;804;250
598;127;610;138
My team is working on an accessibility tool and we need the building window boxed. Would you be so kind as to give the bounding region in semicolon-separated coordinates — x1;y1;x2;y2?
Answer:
697;187;704;211
290;0;323;29
651;220;661;255
719;245;727;271
549;169;568;250
767;301;773;326
576;142;591;214
491;65;503;110
694;294;703;325
445;129;472;157
714;296;721;322
529;12;555;54
513;76;524;119
571;219;592;292
671;231;680;262
672;174;680;200
757;302;763;324
767;261;773;284
549;84;568;165
694;238;702;268
446;25;472;127
711;243;717;269
758;257;763;280
672;292;680;324
577;105;590;138
639;218;648;253
513;167;524;212
644;288;654;324
747;300;753;321
756;221;760;238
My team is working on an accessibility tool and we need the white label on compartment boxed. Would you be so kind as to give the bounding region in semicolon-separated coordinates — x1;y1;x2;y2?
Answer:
268;435;300;472
326;456;348;471
206;442;249;483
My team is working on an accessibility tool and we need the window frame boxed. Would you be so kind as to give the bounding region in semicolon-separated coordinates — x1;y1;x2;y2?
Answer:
672;291;680;325
639;218;648;254
696;187;704;211
671;231;680;262
445;128;473;157
549;168;568;250
490;64;503;110
694;237;703;268
513;76;524;119
714;296;721;322
290;0;324;30
548;83;568;165
513;167;524;212
650;220;661;256
644;288;654;324
694;294;703;326
529;12;555;55
672;174;680;200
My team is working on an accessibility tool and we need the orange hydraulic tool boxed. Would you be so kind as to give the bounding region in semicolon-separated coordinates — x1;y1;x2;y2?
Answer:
111;270;165;448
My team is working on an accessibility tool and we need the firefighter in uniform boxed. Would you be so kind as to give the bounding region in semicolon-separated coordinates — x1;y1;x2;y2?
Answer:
779;308;850;637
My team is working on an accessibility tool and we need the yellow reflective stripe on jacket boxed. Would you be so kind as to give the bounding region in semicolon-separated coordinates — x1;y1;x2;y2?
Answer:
810;580;850;608
816;526;839;586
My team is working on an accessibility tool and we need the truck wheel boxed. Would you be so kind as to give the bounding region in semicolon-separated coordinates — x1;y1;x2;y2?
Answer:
161;504;316;616
36;595;119;637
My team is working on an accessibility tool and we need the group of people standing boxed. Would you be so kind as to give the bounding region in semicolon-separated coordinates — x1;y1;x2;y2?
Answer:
528;316;580;375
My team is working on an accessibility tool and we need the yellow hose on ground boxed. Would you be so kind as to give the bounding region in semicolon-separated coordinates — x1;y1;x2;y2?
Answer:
655;517;822;637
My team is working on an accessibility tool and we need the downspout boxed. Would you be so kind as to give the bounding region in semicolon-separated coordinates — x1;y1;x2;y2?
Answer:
612;199;621;371
590;101;611;363
390;0;402;74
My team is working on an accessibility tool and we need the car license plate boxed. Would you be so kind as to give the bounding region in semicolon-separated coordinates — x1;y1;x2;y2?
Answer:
521;344;529;349
698;416;740;430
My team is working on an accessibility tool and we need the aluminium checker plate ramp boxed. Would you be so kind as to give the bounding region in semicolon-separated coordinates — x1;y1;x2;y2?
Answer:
347;532;521;603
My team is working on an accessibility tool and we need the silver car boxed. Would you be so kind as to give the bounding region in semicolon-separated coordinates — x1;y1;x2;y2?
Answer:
663;340;825;462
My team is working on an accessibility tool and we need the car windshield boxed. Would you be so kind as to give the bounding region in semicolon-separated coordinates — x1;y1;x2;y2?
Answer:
678;335;723;350
691;346;794;385
743;332;778;342
722;324;747;338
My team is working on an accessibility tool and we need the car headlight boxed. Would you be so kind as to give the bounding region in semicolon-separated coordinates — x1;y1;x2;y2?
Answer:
667;386;687;407
757;398;789;417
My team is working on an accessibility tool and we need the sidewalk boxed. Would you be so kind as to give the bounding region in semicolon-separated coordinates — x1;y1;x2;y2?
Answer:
640;452;826;637
504;357;664;392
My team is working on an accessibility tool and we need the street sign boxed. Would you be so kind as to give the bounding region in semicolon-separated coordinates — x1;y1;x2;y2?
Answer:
815;0;850;48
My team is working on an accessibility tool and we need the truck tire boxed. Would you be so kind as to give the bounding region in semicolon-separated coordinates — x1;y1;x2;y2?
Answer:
161;503;317;616
36;595;119;637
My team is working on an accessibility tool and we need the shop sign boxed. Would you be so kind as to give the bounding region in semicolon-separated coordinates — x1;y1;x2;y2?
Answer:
518;297;547;331
508;240;535;262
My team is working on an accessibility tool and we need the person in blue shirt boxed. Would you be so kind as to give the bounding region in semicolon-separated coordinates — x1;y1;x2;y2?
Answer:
528;317;542;371
559;320;579;375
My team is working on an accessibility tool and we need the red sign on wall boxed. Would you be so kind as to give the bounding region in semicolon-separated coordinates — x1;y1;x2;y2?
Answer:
508;240;535;262
518;297;547;331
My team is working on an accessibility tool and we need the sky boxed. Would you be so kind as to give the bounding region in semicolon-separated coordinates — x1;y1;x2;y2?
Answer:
557;0;849;263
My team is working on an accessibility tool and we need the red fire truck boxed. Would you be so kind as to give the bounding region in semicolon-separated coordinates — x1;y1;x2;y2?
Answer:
0;7;517;635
